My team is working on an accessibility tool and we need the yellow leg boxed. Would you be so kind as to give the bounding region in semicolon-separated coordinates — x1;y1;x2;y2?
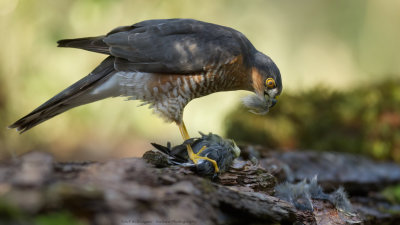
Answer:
178;121;219;173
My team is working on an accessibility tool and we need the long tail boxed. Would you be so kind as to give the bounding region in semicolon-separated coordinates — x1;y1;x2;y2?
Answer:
9;56;115;133
57;36;110;54
56;25;134;55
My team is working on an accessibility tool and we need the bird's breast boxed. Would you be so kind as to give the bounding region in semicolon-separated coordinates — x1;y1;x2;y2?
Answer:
89;63;248;123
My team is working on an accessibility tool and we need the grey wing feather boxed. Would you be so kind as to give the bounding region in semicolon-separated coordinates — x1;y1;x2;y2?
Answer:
9;56;115;133
105;19;249;74
58;19;254;74
57;36;109;54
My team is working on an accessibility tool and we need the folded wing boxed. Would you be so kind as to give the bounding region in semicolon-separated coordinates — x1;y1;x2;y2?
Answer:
57;19;253;74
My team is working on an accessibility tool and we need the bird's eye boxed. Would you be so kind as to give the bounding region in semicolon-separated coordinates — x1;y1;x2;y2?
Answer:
265;78;276;88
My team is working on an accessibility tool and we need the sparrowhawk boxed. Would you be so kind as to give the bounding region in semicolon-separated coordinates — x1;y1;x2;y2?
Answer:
9;19;282;172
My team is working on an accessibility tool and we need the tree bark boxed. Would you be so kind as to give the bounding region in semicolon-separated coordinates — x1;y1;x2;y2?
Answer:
0;149;399;225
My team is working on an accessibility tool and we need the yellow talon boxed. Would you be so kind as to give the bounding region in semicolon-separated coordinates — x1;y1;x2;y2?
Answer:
178;121;220;173
195;155;219;173
197;146;207;155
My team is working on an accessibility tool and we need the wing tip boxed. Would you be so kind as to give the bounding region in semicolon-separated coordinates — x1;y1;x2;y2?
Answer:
57;39;67;47
8;110;46;134
56;37;109;54
8;125;26;134
57;39;75;47
8;118;30;134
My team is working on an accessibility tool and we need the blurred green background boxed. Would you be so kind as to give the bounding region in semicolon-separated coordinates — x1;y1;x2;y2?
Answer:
1;0;400;161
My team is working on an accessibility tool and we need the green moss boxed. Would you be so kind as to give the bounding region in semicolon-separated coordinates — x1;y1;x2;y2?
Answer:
0;198;25;221
382;185;400;204
0;196;88;225
34;211;88;225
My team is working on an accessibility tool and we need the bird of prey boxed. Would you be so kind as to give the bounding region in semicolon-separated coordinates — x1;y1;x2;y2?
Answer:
9;19;282;173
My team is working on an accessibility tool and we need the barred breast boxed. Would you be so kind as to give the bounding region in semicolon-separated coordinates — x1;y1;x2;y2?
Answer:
89;57;250;123
142;59;250;123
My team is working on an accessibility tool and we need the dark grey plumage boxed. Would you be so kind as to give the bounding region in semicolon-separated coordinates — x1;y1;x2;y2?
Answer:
275;176;354;213
275;179;314;211
58;19;255;74
151;132;241;176
328;187;353;213
57;36;109;54
9;18;282;134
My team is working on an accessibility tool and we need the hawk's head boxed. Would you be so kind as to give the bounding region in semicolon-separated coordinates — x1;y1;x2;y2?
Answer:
243;52;282;115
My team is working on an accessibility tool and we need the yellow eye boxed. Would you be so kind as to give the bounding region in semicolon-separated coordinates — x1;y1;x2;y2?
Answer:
265;78;276;88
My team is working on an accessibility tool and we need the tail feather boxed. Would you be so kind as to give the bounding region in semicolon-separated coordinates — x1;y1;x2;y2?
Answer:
57;36;109;54
9;56;116;133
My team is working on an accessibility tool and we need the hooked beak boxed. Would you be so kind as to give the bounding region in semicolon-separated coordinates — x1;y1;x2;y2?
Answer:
270;98;277;108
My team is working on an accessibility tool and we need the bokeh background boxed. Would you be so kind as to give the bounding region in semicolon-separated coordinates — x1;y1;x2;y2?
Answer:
1;0;400;162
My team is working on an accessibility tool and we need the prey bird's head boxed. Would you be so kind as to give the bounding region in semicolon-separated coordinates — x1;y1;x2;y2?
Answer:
243;52;282;115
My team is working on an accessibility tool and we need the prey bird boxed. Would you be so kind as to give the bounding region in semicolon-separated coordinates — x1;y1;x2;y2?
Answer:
151;132;241;176
9;19;282;172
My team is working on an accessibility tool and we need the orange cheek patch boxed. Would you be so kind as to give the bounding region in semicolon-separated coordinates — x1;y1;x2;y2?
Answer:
251;67;264;95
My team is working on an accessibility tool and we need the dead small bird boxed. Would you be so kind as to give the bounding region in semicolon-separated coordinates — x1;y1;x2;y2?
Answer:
151;132;241;177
